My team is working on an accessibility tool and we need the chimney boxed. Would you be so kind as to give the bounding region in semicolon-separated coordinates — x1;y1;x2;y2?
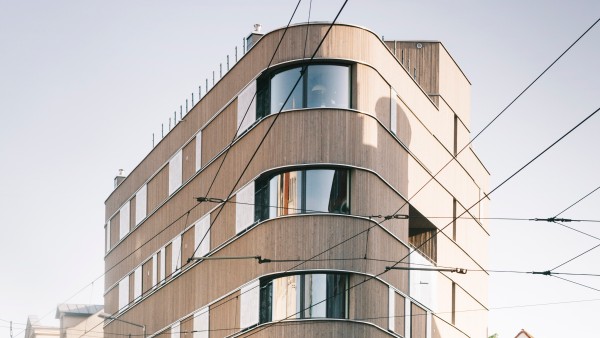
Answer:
114;169;126;189
246;24;264;51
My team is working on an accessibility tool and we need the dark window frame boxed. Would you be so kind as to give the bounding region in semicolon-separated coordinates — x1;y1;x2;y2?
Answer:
259;272;349;323
254;166;351;222
257;62;353;119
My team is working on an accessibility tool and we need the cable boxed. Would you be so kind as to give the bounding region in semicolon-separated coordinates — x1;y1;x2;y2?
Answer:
554;221;600;241
239;104;600;337
550;243;600;271
384;14;600;232
189;0;304;259
190;1;347;262
551;275;600;292
555;184;600;217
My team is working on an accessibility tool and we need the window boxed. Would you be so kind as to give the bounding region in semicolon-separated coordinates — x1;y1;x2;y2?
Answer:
133;266;142;301
255;168;350;222
195;132;202;171
258;64;351;119
135;185;147;225
119;201;130;240
118;276;129;311
240;280;260;329
193;307;209;338
168;150;183;195
236;182;255;234
259;273;348;323
171;236;182;275
194;214;211;257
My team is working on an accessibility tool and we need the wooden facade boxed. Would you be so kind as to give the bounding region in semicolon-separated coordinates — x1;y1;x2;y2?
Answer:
103;23;489;338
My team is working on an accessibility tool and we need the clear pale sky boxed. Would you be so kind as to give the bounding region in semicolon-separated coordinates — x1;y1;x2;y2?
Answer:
1;1;599;337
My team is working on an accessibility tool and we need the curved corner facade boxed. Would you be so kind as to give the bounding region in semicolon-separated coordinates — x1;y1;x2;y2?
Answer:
103;24;490;338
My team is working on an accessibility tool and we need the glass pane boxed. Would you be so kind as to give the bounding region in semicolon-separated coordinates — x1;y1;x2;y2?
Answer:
277;171;302;216
270;67;304;113
259;281;272;323
305;170;335;213
272;275;300;320
306;65;350;109
307;274;327;318
326;274;346;318
328;170;349;213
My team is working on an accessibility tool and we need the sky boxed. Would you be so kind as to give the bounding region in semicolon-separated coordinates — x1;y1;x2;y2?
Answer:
0;1;599;337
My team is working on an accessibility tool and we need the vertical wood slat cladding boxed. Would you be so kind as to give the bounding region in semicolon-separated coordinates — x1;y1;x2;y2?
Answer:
352;170;409;243
201;101;237;167
181;226;195;269
210;197;236;251
147;166;168;212
180;315;194;338
239;321;395;337
130;196;137;229
209;291;240;338
105;286;118;314
108;217;410;333
109;213;120;249
384;41;440;101
395;292;406;335
182;139;196;184
165;242;173;279
129;271;135;303
104;111;414;288
411;303;427;338
105;24;430;219
350;275;388;329
142;258;153;295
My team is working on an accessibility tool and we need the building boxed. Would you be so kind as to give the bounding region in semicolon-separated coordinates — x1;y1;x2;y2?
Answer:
514;329;535;338
25;316;59;338
25;304;103;338
55;304;104;338
103;23;489;338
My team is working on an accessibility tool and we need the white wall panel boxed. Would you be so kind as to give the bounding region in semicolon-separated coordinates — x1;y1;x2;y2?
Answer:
235;182;255;234
194;214;211;257
237;81;257;136
119;201;130;240
135;184;147;225
240;280;260;329
168;150;183;195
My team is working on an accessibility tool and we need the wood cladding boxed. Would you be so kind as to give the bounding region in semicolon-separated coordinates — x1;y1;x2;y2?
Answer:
105;24;443;219
412;302;427;338
142;258;153;295
384;41;440;105
103;23;485;338
209;291;240;338
147;165;168;212
104;110;414;288
237;321;394;337
104;216;410;335
182;138;196;183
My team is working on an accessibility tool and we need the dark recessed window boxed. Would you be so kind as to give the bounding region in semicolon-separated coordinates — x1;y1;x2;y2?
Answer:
254;168;350;222
257;64;351;119
259;273;348;323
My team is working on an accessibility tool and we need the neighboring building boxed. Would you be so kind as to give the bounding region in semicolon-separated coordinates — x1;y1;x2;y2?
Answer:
24;316;59;338
55;304;104;338
25;304;103;338
515;329;535;338
103;23;489;338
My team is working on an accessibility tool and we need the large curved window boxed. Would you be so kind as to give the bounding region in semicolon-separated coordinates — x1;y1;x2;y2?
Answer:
259;273;348;323
258;64;351;118
254;168;350;221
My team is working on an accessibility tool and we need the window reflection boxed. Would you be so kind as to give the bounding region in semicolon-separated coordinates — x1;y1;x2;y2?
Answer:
255;169;350;222
260;273;348;323
307;65;350;109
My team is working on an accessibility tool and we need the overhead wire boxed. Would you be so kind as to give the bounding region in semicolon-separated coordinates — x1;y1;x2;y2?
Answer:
23;10;600;338
238;104;600;337
555;184;600;217
189;0;304;259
